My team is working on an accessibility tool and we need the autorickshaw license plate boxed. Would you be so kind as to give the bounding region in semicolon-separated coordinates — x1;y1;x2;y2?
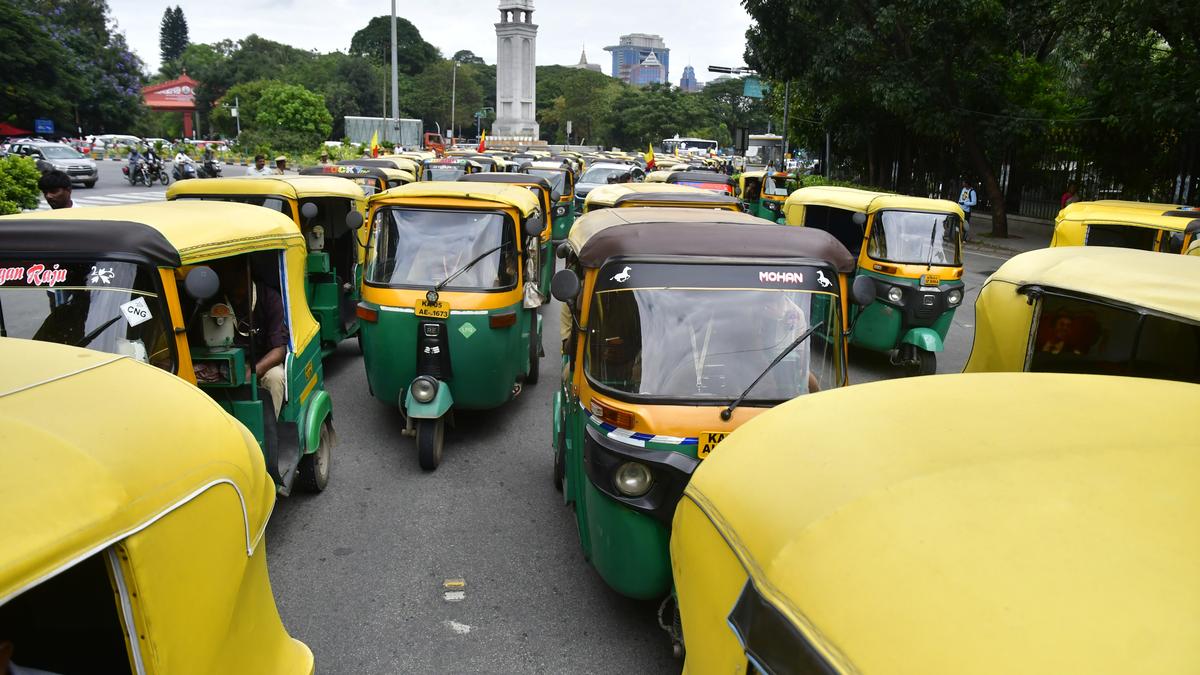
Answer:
415;300;450;319
920;274;941;286
698;431;729;459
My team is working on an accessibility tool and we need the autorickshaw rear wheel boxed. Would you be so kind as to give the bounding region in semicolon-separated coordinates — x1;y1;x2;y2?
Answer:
298;421;332;492
416;417;445;471
526;311;540;385
553;407;566;492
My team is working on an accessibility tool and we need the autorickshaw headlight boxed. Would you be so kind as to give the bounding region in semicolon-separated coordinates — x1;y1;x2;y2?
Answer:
613;461;654;497
887;286;904;304
410;376;438;404
947;289;963;306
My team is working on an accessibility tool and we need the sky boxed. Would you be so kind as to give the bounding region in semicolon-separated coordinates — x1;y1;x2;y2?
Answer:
108;0;754;84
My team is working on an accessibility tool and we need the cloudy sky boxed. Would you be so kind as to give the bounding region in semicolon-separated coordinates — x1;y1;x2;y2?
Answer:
108;0;754;84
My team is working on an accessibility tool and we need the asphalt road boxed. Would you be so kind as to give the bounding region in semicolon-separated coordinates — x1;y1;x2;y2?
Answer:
263;247;1012;673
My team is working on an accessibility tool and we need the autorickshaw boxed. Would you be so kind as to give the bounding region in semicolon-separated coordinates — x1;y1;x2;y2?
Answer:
1051;200;1199;253
582;183;743;214
333;159;418;189
458;171;556;299
358;182;547;470
0;202;335;495
551;207;873;600
964;246;1200;382
421;157;481;182
644;170;671;183
168;174;368;357
303;163;388;195
784;186;966;374
523;161;577;241
671;372;1200;673
737;170;792;221
665;170;736;196
0;338;314;674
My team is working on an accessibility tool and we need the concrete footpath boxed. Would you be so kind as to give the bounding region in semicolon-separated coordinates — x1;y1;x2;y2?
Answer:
965;211;1053;256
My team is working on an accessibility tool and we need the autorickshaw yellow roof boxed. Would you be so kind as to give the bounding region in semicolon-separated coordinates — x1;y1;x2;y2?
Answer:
368;180;541;215
4;201;305;265
167;175;366;201
981;246;1200;320
0;338;275;605
1056;200;1199;233
783;185;963;223
682;372;1200;675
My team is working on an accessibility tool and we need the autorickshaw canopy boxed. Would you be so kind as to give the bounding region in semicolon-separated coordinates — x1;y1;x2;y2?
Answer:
666;171;735;187
1056;200;1200;233
459;171;554;194
169;174;366;202
567;207;856;272
0;338;276;606
680;371;1200;675
783;185;964;224
585;183;742;209
368;180;540;218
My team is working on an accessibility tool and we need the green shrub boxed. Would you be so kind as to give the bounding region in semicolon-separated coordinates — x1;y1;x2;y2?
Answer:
0;156;41;215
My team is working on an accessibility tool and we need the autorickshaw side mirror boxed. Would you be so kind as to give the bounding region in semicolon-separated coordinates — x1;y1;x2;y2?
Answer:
551;269;581;302
523;213;545;238
300;202;319;222
852;212;867;226
345;211;365;230
556;241;572;259
851;275;876;306
184;265;221;301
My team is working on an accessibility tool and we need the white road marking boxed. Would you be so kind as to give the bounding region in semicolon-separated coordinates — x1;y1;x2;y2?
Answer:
443;620;472;635
443;591;466;602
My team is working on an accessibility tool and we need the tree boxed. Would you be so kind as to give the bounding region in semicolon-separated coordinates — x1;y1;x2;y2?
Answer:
349;16;439;75
0;0;75;128
253;82;333;150
401;60;483;137
0;156;40;215
453;50;486;65
159;5;189;66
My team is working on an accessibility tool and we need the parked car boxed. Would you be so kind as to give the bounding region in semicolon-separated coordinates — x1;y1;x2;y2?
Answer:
10;141;98;187
90;133;141;151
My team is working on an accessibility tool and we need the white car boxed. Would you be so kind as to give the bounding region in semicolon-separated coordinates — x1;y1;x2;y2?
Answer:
91;134;142;150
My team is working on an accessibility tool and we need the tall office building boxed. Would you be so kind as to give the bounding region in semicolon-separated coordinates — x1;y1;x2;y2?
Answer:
603;33;670;85
679;65;701;92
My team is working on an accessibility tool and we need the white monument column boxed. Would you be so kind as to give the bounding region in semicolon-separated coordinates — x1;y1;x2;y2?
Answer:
492;0;539;140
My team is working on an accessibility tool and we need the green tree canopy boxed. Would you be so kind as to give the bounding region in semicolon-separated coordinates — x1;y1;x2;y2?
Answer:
251;82;333;151
350;16;439;75
159;5;188;66
452;50;486;65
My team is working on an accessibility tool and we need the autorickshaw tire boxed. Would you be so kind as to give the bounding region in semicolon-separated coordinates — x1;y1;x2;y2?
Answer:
298;420;332;492
417;417;445;471
553;407;566;492
526;311;540;385
911;349;937;377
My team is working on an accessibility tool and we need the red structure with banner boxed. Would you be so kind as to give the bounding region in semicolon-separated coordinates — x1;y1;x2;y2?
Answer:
142;73;198;137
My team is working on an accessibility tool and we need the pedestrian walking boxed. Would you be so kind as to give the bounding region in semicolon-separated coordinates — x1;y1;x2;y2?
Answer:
957;179;977;241
37;170;73;209
273;155;288;175
246;154;272;176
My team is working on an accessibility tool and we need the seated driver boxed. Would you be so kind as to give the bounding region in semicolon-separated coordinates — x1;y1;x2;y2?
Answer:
242;275;288;419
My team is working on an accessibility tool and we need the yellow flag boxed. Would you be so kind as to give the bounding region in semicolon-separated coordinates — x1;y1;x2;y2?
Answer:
646;143;656;169
478;130;487;153
370;130;380;157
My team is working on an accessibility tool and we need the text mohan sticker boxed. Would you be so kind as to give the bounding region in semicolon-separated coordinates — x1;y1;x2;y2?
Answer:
119;297;153;327
697;431;728;459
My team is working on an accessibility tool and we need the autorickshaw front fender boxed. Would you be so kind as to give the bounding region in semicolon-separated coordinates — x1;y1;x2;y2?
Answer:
404;382;454;419
303;389;334;453
901;327;944;353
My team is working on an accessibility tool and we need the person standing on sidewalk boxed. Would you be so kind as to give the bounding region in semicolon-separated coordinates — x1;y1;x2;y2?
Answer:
37;170;73;210
1061;182;1080;209
958;179;977;241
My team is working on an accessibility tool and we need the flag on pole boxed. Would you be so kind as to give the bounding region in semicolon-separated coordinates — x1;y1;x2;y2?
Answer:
477;130;487;154
370;130;380;158
646;143;656;170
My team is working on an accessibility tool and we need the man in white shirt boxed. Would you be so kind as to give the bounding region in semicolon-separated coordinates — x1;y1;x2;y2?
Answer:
246;154;273;176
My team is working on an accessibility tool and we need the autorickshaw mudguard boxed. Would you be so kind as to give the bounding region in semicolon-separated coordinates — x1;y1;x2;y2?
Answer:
404;382;454;419
302;389;333;454
901;327;944;353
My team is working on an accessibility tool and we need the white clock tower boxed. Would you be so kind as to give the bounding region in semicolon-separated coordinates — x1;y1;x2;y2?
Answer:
492;0;539;140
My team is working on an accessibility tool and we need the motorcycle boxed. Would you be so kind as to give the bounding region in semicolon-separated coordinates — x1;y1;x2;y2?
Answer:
198;158;222;179
148;158;169;186
173;158;198;182
124;160;152;187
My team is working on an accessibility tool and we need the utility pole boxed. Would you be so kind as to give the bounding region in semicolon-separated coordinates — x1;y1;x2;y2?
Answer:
450;62;460;143
234;96;241;137
390;0;399;123
781;81;791;168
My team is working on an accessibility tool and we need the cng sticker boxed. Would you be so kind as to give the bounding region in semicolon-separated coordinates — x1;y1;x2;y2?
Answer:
458;323;477;339
697;431;729;459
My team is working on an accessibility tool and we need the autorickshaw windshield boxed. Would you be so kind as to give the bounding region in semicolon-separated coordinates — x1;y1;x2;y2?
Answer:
525;169;566;198
365;208;516;290
0;259;174;370
584;263;843;401
174;193;292;217
867;210;962;266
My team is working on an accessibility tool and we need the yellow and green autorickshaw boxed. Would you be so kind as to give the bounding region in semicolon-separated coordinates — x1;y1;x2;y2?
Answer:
358;182;547;470
784;186;966;374
664;170;736;196
458;172;556;300
672;372;1200;673
0;202;336;495
582;183;743;214
421;157;481;182
298;164;389;195
1051;200;1199;253
0;338;313;674
523;160;577;242
551;207;873;600
964;246;1200;381
168;174;368;356
737;170;792;221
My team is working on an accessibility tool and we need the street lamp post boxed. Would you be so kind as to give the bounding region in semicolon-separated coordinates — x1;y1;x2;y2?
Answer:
390;1;399;123
450;62;461;144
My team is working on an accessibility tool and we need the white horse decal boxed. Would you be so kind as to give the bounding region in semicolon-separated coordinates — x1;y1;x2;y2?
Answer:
610;266;632;283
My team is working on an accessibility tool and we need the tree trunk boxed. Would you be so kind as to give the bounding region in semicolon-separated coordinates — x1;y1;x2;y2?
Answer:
960;122;1007;238
867;139;876;188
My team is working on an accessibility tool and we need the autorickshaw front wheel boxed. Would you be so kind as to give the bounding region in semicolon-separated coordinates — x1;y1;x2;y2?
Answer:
298;420;332;492
526;311;540;385
416;417;445;471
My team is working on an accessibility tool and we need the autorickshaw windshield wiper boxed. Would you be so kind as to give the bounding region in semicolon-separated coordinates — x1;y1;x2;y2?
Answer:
927;219;940;270
721;321;825;421
434;244;505;293
74;315;124;348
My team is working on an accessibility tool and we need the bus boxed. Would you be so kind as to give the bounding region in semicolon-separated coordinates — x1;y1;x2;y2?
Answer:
745;133;785;170
662;136;719;156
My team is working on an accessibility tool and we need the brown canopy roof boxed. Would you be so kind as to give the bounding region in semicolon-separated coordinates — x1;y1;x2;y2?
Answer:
568;208;856;272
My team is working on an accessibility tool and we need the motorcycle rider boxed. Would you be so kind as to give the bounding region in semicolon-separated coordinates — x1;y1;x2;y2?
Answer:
201;146;221;178
173;148;197;181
